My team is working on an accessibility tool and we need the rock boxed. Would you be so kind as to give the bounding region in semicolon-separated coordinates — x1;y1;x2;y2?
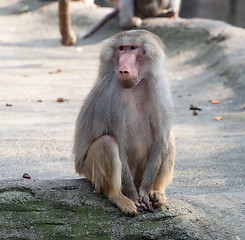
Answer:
0;179;238;239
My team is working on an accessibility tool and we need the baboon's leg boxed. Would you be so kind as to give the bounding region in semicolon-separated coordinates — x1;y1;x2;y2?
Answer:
149;132;175;208
82;135;138;216
58;0;77;46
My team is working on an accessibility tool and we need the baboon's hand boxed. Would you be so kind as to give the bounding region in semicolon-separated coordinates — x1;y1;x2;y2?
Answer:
138;195;154;213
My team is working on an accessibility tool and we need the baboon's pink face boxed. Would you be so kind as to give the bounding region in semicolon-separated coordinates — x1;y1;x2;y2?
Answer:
115;45;144;88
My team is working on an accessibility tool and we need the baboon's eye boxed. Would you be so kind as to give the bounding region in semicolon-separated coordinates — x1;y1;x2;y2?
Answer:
119;46;124;51
130;46;137;50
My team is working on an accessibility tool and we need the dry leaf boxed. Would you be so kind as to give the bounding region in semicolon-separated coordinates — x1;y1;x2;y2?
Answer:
22;74;30;78
57;97;65;102
57;97;68;102
209;100;220;104
49;69;62;74
214;116;223;121
42;5;47;12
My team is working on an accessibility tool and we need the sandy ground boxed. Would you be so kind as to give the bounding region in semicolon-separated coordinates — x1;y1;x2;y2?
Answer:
0;1;245;239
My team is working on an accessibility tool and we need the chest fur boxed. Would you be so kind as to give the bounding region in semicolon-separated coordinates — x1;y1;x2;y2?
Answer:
121;87;154;162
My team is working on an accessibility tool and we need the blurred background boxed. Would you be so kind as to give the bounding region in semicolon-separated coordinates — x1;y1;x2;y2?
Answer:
180;0;244;28
96;0;245;28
